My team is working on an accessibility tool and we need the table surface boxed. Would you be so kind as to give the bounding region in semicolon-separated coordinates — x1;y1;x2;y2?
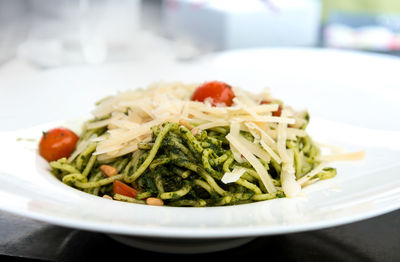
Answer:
1;208;400;261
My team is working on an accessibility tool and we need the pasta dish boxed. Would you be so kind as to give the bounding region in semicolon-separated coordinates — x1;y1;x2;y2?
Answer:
39;81;363;207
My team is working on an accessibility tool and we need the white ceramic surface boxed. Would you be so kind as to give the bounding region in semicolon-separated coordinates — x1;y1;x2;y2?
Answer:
1;48;400;244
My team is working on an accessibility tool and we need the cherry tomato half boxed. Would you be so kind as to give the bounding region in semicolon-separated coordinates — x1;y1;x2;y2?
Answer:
113;180;138;198
191;81;235;106
39;127;79;162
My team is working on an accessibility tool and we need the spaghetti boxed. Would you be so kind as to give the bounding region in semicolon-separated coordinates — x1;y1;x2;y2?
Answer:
48;81;349;207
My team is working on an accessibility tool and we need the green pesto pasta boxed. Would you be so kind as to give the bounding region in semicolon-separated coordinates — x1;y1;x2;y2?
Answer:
49;119;336;207
48;82;338;207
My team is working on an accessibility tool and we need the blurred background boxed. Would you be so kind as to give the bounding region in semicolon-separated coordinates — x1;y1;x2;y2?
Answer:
0;0;400;72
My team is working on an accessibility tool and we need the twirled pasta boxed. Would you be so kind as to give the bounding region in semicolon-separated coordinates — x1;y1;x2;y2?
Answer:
49;119;336;207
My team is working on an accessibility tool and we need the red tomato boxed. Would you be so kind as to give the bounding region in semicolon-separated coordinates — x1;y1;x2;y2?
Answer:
191;81;235;106
39;128;79;162
261;100;282;117
113;180;138;198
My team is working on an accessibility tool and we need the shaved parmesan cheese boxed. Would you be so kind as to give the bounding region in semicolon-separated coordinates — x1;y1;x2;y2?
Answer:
264;128;307;140
245;122;276;147
233;97;261;119
280;149;301;197
86;119;111;130
297;162;328;186
221;166;247;184
236;134;271;162
277;110;290;163
230;143;245;164
188;109;222;122
245;122;281;163
320;151;366;162
240;115;296;124
229;121;245;163
195;120;230;130
228;120;271;163
260;139;281;164
226;133;276;193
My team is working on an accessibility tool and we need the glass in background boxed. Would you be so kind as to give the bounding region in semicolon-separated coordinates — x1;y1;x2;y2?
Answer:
17;0;142;67
0;0;28;64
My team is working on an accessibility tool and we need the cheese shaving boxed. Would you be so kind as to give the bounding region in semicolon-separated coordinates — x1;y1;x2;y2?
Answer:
226;133;276;193
221;166;247;184
280;149;301;197
320;151;366;162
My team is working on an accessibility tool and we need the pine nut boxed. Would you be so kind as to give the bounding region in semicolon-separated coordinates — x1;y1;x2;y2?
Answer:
103;194;113;200
100;164;118;177
146;197;164;206
179;119;192;129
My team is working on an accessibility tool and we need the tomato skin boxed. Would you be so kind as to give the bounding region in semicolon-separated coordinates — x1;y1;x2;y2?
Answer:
113;180;138;198
39;128;79;162
191;81;235;106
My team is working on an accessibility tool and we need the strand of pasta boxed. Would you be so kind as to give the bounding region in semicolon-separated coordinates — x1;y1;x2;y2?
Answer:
124;122;178;183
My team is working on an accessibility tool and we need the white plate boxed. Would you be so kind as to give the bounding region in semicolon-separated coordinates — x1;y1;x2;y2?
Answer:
1;48;400;253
